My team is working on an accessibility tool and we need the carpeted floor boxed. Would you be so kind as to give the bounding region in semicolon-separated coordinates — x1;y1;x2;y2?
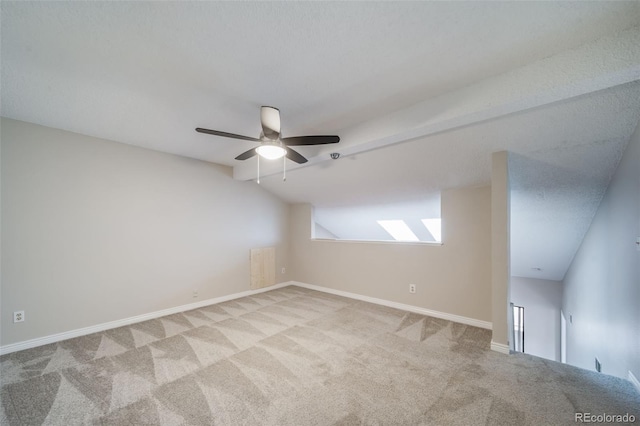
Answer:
1;285;638;425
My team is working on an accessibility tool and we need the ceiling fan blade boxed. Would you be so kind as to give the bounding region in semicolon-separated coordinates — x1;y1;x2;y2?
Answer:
196;128;260;142
261;106;281;140
286;147;308;164
235;148;257;161
281;135;340;146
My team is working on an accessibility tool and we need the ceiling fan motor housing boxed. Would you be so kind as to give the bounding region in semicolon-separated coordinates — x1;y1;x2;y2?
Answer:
260;106;281;140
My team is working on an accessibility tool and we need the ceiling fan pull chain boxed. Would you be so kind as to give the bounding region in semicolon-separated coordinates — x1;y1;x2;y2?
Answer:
283;155;286;182
257;154;260;184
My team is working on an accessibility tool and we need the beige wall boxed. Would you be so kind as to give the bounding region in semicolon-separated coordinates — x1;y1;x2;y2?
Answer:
563;121;640;380
491;151;510;346
1;118;290;346
290;185;492;323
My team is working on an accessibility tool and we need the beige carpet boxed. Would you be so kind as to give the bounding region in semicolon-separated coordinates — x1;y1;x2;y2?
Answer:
1;286;638;425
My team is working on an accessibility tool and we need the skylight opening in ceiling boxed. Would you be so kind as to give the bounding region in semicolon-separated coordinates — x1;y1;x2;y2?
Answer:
377;220;419;242
421;218;442;242
312;195;442;244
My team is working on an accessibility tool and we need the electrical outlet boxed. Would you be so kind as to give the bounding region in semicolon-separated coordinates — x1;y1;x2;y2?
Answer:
409;284;416;294
192;290;198;298
281;267;286;274
13;311;25;323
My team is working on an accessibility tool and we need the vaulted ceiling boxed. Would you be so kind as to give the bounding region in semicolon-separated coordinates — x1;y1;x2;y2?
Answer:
2;1;639;281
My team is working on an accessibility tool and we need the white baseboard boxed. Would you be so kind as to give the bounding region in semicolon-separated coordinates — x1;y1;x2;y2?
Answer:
291;281;493;330
1;280;494;356
490;341;511;355
629;370;640;395
0;281;294;356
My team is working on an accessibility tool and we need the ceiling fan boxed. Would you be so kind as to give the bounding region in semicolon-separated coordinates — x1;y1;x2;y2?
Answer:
196;106;340;164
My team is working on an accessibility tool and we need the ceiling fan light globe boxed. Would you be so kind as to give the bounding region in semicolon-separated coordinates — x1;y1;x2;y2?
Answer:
256;145;286;160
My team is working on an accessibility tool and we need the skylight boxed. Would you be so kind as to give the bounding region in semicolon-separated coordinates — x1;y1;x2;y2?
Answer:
421;218;442;242
377;220;419;242
313;196;442;243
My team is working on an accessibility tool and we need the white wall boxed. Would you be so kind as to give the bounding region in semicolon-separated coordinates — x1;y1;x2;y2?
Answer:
563;120;640;380
510;276;562;361
1;118;290;346
290;185;492;324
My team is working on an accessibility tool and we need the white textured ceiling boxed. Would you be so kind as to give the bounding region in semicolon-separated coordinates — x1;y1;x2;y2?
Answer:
2;1;640;281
